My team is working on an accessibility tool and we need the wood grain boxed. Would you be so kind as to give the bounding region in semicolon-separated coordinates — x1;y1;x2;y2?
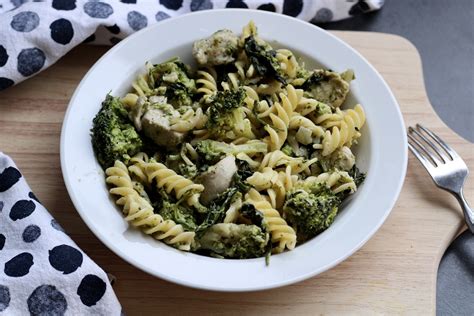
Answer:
0;31;472;315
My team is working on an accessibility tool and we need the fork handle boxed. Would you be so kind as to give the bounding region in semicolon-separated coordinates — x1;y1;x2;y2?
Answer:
453;189;474;234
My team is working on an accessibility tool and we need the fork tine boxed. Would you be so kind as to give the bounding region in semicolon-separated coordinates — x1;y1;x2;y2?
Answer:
408;141;435;173
407;132;441;166
409;126;449;163
416;124;458;160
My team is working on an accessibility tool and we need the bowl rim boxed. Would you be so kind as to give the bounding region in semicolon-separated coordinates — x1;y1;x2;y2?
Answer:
60;9;407;292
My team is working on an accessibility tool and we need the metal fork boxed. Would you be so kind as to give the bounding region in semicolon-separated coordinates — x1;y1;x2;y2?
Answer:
408;124;473;233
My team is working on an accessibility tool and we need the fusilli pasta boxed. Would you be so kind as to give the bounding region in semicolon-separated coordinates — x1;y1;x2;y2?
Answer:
245;189;296;253
105;161;195;250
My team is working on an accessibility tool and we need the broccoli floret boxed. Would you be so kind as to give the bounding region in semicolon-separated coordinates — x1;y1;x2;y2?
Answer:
179;164;198;179
205;88;246;137
160;200;197;231
91;94;143;169
294;67;311;82
283;186;341;241
165;147;198;179
166;154;198;179
244;36;286;84
198;223;268;259
151;189;197;231
314;101;332;116
149;58;196;107
166;82;194;108
195;139;267;165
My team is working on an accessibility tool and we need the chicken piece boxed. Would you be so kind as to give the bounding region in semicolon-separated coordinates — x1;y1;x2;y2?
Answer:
193;29;238;66
148;95;167;105
128;95;168;131
329;146;355;171
306;69;351;108
197;155;238;205
141;108;185;147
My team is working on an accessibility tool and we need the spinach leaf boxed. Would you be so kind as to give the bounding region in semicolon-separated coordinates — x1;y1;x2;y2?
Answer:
244;36;286;85
232;159;253;193
196;187;241;234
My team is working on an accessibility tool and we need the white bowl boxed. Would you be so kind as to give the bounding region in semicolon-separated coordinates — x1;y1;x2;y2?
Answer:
61;9;407;292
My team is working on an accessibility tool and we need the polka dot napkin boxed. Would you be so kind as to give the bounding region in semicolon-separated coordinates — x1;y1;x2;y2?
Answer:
0;0;384;91
0;152;122;315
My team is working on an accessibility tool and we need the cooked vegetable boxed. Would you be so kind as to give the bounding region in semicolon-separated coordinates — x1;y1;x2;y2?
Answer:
349;165;366;187
195;139;267;165
197;187;241;233
165;153;198;180
281;143;295;157
151;189;197;231
205;88;246;137
231;159;254;193
149;58;196;106
240;203;266;230
240;203;272;263
244;36;286;84
91;95;143;169
283;185;340;241
198;223;268;259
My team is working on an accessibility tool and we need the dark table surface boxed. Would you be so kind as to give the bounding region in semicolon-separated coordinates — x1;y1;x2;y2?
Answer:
323;0;474;314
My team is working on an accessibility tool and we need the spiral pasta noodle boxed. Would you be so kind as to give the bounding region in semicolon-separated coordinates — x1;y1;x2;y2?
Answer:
121;93;139;109
296;96;326;116
170;107;208;132
196;70;218;102
221;72;241;91
321;104;366;156
259;150;317;174
303;170;357;194
143;161;204;208
276;49;299;79
239;20;257;46
242;85;259;110
246;167;285;209
289;114;325;138
223;197;243;223
264;113;287;151
245;189;296;253
105;161;195;250
127;152;150;184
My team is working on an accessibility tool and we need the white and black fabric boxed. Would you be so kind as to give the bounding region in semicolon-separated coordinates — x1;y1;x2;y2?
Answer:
0;152;122;315
0;0;384;91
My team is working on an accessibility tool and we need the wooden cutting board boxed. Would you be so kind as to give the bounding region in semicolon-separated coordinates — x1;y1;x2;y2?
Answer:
0;31;472;315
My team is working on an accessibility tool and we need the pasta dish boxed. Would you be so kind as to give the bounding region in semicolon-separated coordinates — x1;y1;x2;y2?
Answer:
91;22;366;260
